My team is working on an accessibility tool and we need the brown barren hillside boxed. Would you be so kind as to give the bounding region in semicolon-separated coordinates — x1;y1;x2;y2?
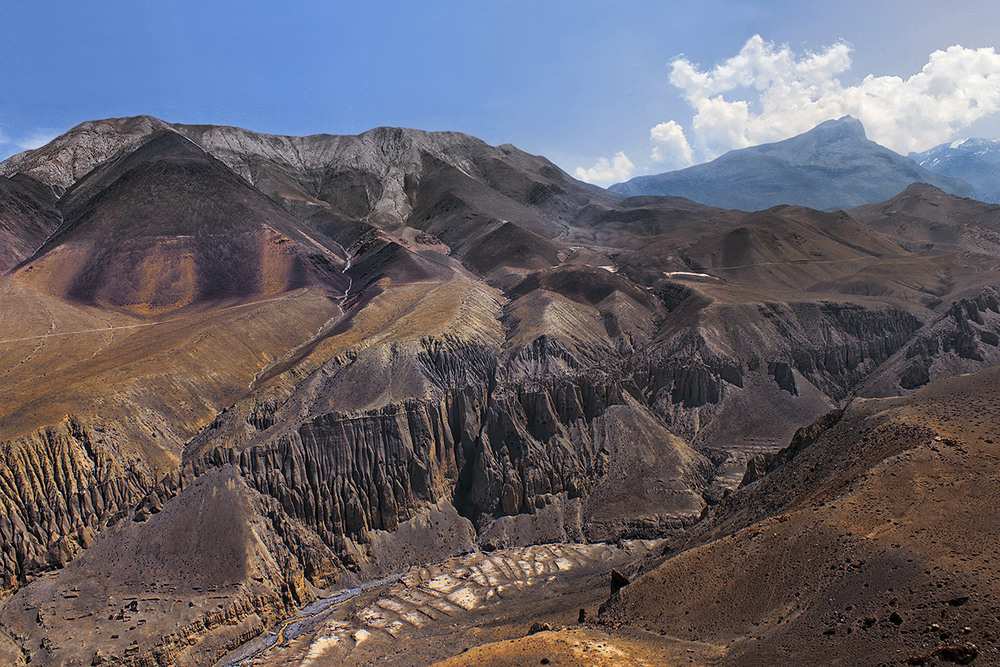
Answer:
21;131;350;314
600;367;1000;665
849;182;1000;253
0;118;999;665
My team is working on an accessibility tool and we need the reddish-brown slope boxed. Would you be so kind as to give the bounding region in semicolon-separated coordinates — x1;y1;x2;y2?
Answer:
849;182;1000;253
602;366;1000;665
21;131;350;314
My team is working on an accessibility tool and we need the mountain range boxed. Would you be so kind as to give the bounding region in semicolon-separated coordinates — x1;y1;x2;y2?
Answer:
0;116;998;665
912;137;1000;204
611;116;978;210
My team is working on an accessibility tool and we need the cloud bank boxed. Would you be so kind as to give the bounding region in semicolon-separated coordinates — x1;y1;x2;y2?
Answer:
650;120;693;167
656;35;1000;164
575;36;1000;185
574;151;634;185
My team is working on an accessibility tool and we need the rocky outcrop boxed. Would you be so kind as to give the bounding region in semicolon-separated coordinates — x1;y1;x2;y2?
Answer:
0;467;318;667
0;419;153;591
781;303;922;399
768;361;798;395
132;347;707;581
859;287;1000;394
627;301;920;441
0;116;175;194
899;296;999;387
632;330;742;415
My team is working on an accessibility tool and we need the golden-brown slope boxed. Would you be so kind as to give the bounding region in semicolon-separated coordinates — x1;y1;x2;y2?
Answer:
601;366;1000;665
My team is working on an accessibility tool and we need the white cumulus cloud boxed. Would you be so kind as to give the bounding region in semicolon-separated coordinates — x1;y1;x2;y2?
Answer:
574;151;635;185
650;120;693;167
661;35;1000;160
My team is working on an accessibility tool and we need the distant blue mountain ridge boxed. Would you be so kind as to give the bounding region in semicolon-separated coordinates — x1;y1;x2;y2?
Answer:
912;138;1000;204
610;116;977;211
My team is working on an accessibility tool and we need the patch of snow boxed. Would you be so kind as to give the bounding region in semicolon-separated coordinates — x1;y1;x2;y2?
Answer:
665;271;718;280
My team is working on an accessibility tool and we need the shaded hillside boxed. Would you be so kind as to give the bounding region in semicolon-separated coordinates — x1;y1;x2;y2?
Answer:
601;366;1000;665
849;182;1000;253
611;117;975;210
20;131;350;313
0;175;62;272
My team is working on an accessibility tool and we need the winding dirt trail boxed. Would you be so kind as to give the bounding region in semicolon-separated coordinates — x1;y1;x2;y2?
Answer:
0;297;55;378
0;293;300;347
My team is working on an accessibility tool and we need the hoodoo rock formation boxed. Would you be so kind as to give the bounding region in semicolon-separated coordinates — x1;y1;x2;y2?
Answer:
0;116;999;664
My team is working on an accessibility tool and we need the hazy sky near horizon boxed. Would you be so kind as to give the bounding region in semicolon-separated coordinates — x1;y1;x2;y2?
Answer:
2;1;1000;184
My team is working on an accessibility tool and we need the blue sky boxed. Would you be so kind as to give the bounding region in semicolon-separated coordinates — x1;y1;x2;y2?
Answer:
2;1;1000;183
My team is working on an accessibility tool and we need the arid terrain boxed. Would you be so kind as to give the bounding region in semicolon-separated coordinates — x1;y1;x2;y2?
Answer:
0;116;999;665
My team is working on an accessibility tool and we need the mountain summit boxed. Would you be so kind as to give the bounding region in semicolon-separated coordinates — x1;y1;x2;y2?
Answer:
18;130;351;313
912;137;1000;204
610;116;975;210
